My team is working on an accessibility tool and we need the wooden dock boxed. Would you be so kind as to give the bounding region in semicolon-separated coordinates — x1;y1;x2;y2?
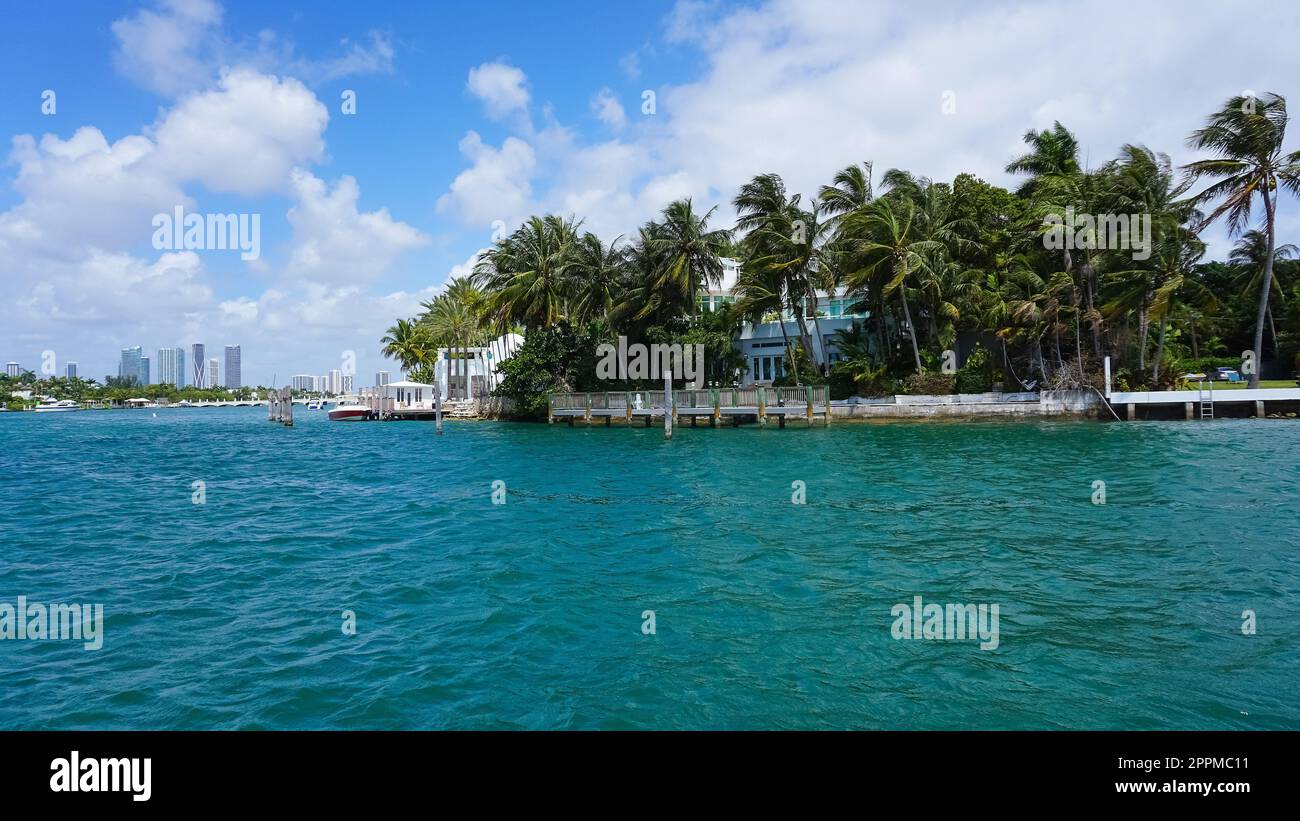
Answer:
547;385;831;428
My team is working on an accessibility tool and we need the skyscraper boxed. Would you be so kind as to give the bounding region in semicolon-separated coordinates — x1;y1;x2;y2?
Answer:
139;357;151;386
328;369;342;394
119;346;142;385
224;345;242;389
208;358;220;389
65;362;77;379
5;362;19;377
375;370;391;388
157;347;186;387
291;375;315;392
342;374;354;394
191;343;206;388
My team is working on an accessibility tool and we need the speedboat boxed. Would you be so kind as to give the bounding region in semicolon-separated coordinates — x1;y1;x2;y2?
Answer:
327;403;370;421
33;399;79;413
307;399;324;410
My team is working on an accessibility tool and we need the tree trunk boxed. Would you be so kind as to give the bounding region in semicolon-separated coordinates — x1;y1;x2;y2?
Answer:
1152;313;1168;383
1189;313;1199;360
1267;303;1278;356
1250;189;1278;389
778;314;799;384
1083;259;1102;357
1137;303;1150;374
900;286;923;373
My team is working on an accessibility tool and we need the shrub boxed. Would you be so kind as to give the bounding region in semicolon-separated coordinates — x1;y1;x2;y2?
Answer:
954;346;993;393
901;371;956;395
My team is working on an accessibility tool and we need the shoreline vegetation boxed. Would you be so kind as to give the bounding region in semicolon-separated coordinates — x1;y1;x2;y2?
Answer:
379;92;1299;421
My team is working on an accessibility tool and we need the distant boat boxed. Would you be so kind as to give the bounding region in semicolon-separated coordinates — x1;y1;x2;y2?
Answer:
328;403;370;421
307;399;325;410
33;399;79;413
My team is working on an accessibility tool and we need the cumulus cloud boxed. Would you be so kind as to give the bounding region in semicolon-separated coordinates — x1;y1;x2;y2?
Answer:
150;69;329;196
111;0;223;96
437;131;536;227
591;88;627;131
466;61;530;121
285;169;429;284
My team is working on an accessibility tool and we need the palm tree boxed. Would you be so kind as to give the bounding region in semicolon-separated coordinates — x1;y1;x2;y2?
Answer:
381;318;433;374
1184;92;1300;387
569;232;627;325
818;161;874;220
473;214;580;330
644;199;731;324
1005;122;1082;197
421;278;486;399
841;198;945;372
734;174;833;374
1228;228;1298;357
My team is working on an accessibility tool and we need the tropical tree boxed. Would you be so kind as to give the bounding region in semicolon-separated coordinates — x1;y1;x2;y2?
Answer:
643;199;731;323
1228;228;1298;357
381;318;434;374
473;214;581;330
1184;92;1300;387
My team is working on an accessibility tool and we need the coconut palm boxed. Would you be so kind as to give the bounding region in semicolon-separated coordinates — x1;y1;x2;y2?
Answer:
644;199;731;323
841;198;945;372
1228;228;1298;356
473;214;580;330
1184;92;1300;387
569;231;627;325
380;318;434;374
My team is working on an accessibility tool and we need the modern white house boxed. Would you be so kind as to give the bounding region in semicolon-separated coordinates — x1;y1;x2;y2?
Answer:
702;258;870;385
432;332;525;399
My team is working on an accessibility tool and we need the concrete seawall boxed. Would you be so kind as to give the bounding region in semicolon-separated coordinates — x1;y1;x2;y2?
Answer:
830;391;1100;419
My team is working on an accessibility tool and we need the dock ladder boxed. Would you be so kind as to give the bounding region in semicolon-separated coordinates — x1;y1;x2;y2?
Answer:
1199;380;1214;419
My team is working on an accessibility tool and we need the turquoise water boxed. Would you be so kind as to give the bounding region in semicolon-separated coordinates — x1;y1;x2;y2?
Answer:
1;407;1297;729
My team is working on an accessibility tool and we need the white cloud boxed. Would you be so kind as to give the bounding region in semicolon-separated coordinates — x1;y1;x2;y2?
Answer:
285;169;429;284
591;88;627;131
151;68;328;196
466;61;530;121
111;0;223;96
111;0;395;98
438;0;1300;261
436;131;536;226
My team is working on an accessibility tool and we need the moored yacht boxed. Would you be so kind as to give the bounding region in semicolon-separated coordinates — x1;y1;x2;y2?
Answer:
33;399;79;413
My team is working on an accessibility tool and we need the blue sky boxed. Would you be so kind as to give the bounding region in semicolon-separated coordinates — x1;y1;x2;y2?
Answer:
2;0;1298;385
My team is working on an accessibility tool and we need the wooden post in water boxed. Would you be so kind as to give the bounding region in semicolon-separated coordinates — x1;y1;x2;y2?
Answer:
546;393;553;424
758;386;767;427
436;387;444;434
282;388;294;427
665;368;676;439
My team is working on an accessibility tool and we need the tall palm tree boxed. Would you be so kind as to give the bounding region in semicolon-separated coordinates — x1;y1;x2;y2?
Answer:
818;161;874;220
1228;228;1298;357
1184;92;1300;387
841;198;945;372
381;318;433;374
1005;122;1082;197
473;214;580;330
734;174;833;374
421;278;486;399
569;231;627;325
644;199;731;324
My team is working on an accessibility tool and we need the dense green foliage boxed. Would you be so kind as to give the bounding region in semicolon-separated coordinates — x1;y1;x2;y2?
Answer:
383;92;1300;405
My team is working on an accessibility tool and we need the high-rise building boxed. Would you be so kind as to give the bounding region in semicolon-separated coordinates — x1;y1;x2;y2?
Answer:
342;374;354;394
191;343;206;388
65;362;77;379
291;374;315;392
139;357;151;386
375;370;391;388
6;362;20;377
328;369;342;394
158;347;186;387
119;346;142;385
208;358;220;389
224;345;242;389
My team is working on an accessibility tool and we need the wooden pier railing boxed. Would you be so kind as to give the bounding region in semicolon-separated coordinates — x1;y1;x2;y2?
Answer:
546;385;830;428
